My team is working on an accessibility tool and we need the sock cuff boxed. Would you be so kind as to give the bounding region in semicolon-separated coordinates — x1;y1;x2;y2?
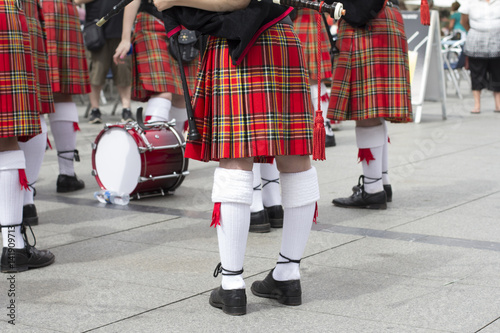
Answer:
280;167;320;208
146;97;172;120
49;102;79;123
355;124;385;148
212;167;253;205
0;151;26;170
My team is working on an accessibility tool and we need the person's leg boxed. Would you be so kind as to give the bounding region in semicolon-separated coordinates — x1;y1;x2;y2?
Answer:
332;118;387;209
251;155;319;305
249;163;270;233
0;146;55;273
468;57;487;113
381;119;392;202
472;90;481;113
209;158;253;316
145;92;172;122
488;57;500;111
110;40;133;122
48;99;84;193
170;94;189;136
494;92;500;111
260;160;283;228
18;115;47;225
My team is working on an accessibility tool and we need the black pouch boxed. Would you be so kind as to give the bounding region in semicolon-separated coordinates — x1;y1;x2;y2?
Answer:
83;20;105;51
168;29;199;63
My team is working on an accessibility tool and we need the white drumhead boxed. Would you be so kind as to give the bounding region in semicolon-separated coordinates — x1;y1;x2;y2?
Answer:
94;127;141;194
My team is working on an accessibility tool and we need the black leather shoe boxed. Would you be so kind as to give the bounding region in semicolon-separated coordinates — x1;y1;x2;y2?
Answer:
250;210;271;233
23;204;38;226
56;174;85;193
352;183;393;203
209;286;247;315
384;184;392;202
325;134;336;147
251;269;302;305
1;246;55;273
332;187;387;209
265;205;283;228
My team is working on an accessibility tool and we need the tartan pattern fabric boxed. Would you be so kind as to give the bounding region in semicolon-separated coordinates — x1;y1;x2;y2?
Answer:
42;0;91;95
132;12;199;102
327;6;413;123
23;0;54;115
293;8;332;81
0;0;41;141
185;23;313;163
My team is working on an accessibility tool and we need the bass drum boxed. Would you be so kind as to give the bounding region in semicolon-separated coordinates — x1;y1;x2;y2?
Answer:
92;122;188;199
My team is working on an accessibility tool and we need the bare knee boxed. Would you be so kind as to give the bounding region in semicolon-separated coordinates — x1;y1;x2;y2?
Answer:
356;118;383;127
275;155;311;173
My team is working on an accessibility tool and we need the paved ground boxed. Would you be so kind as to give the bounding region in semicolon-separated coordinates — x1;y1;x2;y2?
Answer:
1;82;499;333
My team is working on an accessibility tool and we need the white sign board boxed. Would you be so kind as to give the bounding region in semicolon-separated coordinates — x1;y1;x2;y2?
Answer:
402;10;447;123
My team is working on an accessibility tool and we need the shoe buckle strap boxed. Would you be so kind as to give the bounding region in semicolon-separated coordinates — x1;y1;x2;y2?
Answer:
261;177;280;188
359;175;382;186
213;262;244;277
0;221;36;248
57;149;80;162
276;253;301;265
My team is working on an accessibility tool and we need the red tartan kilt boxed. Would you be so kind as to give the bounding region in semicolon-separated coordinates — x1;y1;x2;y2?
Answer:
24;0;54;115
327;6;412;123
294;9;332;82
185;23;313;162
0;2;41;141
132;12;199;102
42;0;91;95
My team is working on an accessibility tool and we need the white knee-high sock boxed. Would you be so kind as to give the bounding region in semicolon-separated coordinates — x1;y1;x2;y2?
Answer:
49;103;79;176
145;97;172;122
260;160;282;207
356;124;385;194
273;167;319;281
381;120;390;185
19;115;47;205
0;151;27;249
212;167;253;289
250;163;264;213
170;106;188;136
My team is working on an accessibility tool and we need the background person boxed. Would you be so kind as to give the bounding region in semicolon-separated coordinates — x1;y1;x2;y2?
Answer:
460;0;500;114
76;0;133;124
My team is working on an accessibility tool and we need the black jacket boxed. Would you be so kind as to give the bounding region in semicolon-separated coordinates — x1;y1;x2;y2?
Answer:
162;0;292;65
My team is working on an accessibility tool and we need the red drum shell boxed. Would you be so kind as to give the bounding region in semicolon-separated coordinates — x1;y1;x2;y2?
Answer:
92;123;188;198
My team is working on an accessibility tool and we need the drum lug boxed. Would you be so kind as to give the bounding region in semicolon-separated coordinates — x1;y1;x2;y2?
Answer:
91;142;97;150
91;169;97;176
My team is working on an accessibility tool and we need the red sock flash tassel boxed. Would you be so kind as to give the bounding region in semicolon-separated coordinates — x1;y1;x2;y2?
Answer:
420;0;430;26
312;2;326;161
358;148;375;165
211;202;221;228
313;202;318;224
18;169;30;191
73;122;81;132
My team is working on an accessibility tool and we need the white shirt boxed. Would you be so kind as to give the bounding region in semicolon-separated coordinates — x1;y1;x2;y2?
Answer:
459;0;500;57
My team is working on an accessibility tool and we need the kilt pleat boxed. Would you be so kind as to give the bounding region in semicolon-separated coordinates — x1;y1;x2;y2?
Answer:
23;0;54;115
0;1;41;141
132;12;198;102
327;6;413;123
185;23;313;162
294;8;332;81
42;0;90;95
